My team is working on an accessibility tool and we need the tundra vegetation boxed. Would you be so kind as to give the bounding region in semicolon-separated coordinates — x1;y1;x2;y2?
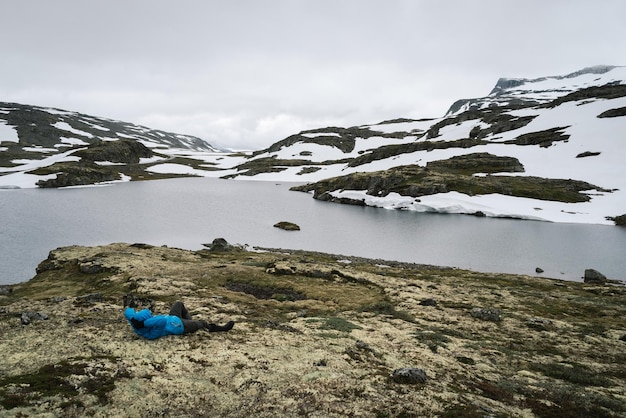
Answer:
1;242;625;417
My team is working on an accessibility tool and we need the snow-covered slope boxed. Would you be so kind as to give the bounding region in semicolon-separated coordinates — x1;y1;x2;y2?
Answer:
0;103;230;188
229;66;626;225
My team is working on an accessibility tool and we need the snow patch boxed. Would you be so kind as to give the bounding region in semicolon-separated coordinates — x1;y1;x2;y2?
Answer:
0;121;19;143
52;122;94;139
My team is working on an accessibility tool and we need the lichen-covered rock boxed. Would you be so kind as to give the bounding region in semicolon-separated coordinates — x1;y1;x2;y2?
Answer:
391;368;428;384
20;311;49;325
470;307;502;322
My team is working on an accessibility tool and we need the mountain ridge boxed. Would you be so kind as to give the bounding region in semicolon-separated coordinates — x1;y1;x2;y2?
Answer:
228;65;626;225
1;66;625;225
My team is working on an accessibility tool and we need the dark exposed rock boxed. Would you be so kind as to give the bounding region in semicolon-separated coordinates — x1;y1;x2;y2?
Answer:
535;267;544;273
36;251;69;273
292;162;607;205
34;161;119;188
130;243;155;249
74;139;153;164
274;221;300;231
597;106;626;118
543;83;626;108
297;166;321;175
584;269;607;284
607;214;626;226
391;368;428;384
576;151;601;158
419;298;437;307
123;294;154;310
470;307;502;322
425;152;524;174
202;237;231;252
505;127;570;148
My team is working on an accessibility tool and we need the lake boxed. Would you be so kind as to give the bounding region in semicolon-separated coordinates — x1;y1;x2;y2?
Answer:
1;177;625;285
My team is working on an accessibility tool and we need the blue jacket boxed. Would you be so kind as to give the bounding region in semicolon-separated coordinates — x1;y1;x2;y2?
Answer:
124;307;184;340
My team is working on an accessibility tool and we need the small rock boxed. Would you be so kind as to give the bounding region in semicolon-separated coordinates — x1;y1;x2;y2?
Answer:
273;221;300;231
584;269;607;284
419;298;437;307
470;307;502;322
20;312;49;325
535;267;544;273
391;368;428;385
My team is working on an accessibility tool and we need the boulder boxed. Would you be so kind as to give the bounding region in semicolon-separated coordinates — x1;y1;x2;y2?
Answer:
584;269;607;284
203;237;230;251
391;368;428;385
274;221;301;231
20;312;49;325
470;307;502;322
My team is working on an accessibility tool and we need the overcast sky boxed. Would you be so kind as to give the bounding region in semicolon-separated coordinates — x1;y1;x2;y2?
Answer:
2;1;625;150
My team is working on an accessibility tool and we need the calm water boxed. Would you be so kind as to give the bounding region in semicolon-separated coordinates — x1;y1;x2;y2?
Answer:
1;177;625;285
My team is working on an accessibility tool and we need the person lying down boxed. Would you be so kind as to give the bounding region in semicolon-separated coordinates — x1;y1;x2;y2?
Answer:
124;300;234;340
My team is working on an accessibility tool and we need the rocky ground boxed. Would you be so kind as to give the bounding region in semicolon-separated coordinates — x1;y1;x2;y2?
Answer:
0;241;625;417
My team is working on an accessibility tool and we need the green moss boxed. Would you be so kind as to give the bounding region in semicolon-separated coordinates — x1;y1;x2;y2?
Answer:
530;362;611;386
0;357;130;409
359;300;415;323
308;317;363;332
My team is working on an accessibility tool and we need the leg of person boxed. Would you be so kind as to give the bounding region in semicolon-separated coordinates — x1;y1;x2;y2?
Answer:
182;319;234;334
169;301;193;320
181;318;207;334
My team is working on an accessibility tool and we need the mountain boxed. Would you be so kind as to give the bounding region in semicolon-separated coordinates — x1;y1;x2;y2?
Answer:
0;103;220;188
2;66;625;225
226;65;626;226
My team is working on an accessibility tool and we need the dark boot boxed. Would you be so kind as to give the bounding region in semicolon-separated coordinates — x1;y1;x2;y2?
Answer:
204;321;235;332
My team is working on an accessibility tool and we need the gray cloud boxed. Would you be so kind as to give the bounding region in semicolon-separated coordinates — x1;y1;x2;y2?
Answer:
1;0;625;150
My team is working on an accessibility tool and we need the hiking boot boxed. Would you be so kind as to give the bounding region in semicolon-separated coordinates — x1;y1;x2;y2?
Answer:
204;321;235;332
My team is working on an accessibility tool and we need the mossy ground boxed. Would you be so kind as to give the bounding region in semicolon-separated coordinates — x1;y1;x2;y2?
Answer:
1;243;625;417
